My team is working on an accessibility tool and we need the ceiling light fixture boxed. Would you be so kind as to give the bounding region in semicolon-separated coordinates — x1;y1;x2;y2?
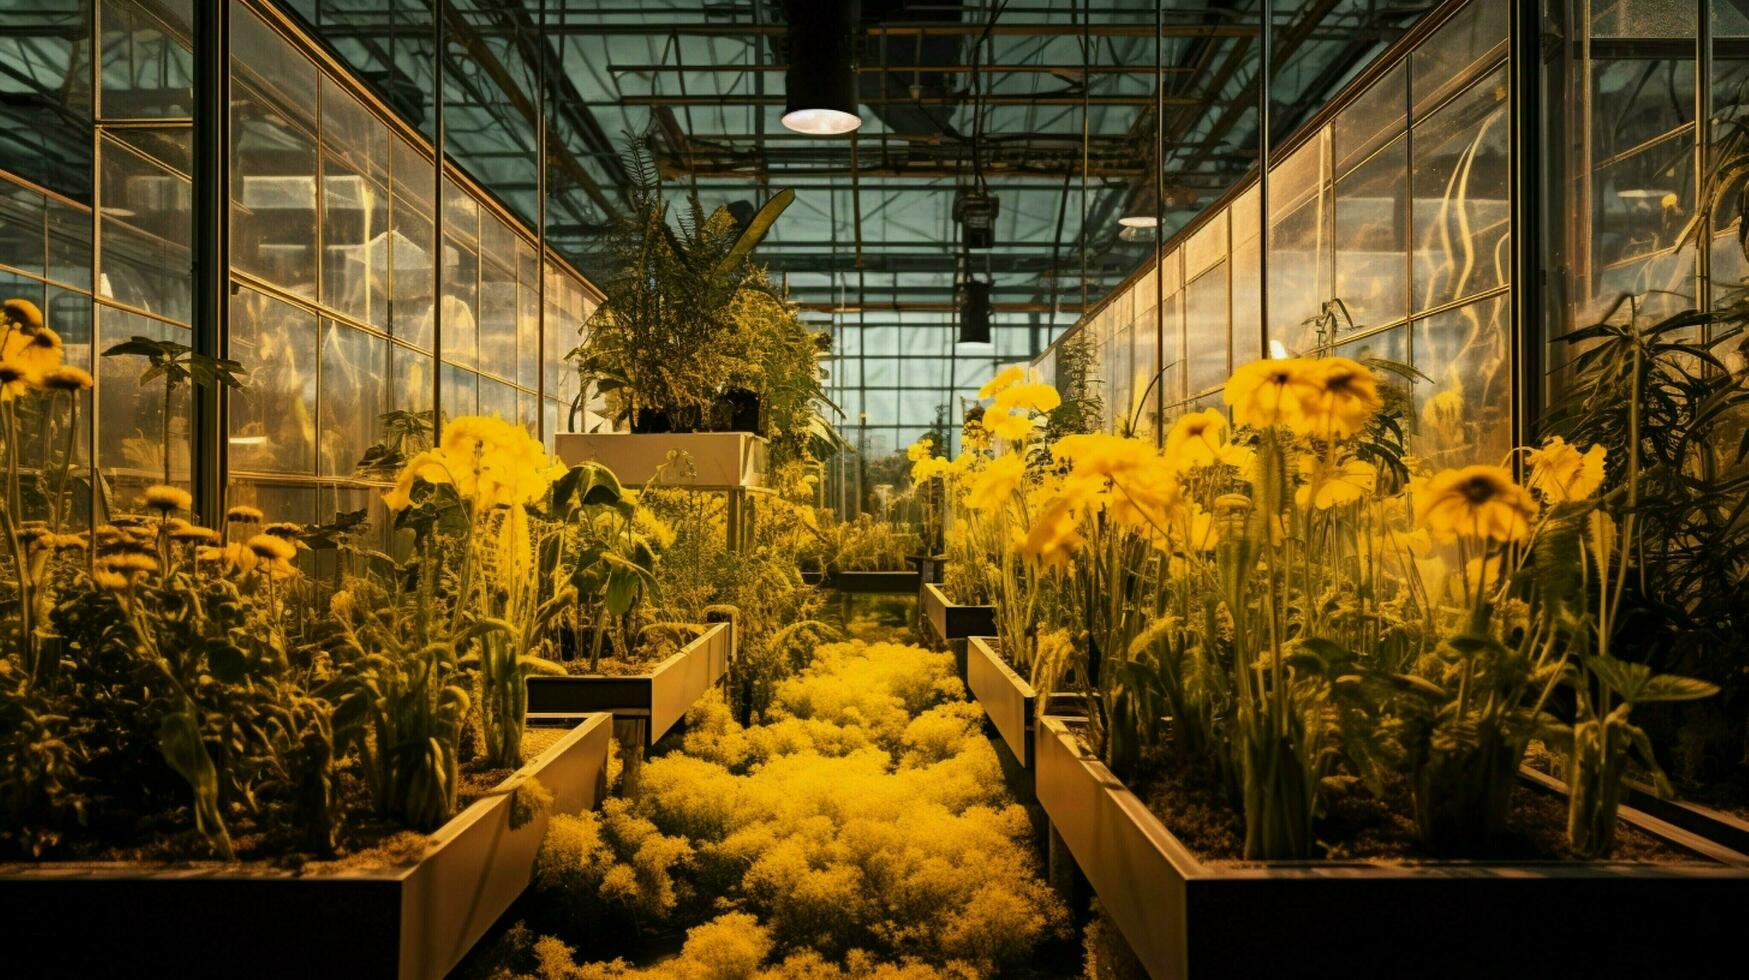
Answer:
782;1;863;136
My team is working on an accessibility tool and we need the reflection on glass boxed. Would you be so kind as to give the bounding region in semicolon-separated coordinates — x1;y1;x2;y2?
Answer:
517;241;540;389
101;0;193;119
46;197;93;291
1184;263;1229;396
319;321;387;477
1411;293;1510;469
100;137;191;323
480;375;518;422
1335;135;1409;330
391;195;433;350
441;235;479;368
230;4;318;299
392;341;433;418
1268;133;1331;349
1411;0;1509;115
1;182;46;276
1589;57;1695;275
1412;67;1510;313
1109;320;1133;434
321;78;389;329
226;480;317;527
1230;235;1261;369
1334;62;1406;176
442;363;478;420
479;239;517;379
1159;290;1184;403
98;306;193;504
229;286;318;474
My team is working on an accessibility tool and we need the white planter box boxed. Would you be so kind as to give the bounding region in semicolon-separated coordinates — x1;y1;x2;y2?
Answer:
553;432;768;489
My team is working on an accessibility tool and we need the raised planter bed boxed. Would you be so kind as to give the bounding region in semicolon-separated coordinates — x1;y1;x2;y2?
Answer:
825;569;922;594
1034;715;1749;979
905;553;946;584
526;621;733;747
920;582;995;648
967;635;1036;769
0;713;613;980
553;431;767;488
1621;781;1749;856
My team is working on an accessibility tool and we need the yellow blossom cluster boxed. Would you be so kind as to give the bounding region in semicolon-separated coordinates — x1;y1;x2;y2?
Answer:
0;299;90;402
382;415;566;512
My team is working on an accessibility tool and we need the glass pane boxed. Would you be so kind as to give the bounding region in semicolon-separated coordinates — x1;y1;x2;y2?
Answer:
1230;234;1262;367
392;341;434;418
1412;67;1511;313
229;285;318;474
442;363;477;420
441;233;478;367
1411;293;1511;469
0;0;93;203
391;196;433;350
479;374;517;422
1184;263;1228;396
226;480;317;527
479;218;517;379
100;137;191;323
1;181;46;277
1592;0;1699;37
1412;0;1510;115
1335;135;1410;331
1335;62;1407;177
1186;209;1229;280
392;136;434;212
1589;56;1696;279
517;241;540;389
319;320;387;477
230;3;318;299
102;0;193;120
1130;313;1159;438
321;78;389;329
97;305;193;505
1160;291;1184;402
46;197;93;291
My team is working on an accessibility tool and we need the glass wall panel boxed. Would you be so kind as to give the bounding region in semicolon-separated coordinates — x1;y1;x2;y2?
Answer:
230;5;319;299
1184;263;1229;396
1412;67;1511;313
1335;135;1410;330
479;216;518;380
97;305;193;502
228;285;318;475
1411;293;1510;469
320;77;389;330
319;320;387;477
100;136;191;323
1268;131;1333;352
391;185;434;350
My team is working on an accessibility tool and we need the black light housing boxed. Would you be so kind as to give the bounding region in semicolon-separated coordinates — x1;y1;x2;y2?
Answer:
958;279;992;345
954;191;999;250
782;1;862;136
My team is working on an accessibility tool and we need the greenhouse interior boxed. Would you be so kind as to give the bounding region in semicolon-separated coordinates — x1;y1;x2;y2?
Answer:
4;0;1749;976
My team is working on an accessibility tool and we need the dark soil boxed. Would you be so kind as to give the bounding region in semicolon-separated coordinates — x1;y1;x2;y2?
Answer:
1098;731;1700;865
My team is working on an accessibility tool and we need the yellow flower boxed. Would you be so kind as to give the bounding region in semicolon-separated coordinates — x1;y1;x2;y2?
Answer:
1290;357;1381;441
978;365;1027;399
1;326;63;386
197;542;259;576
1295;456;1377;510
263;521;303;538
1224;357;1315;430
226;505;264;524
169;524;220;544
246;533;297;562
1164;408;1251;472
92;569;132;592
103;552;160;575
385;415;560;512
1526;437;1606;503
911;455;950;483
1414;465;1538;543
142;484;193;513
3;298;44;331
992;382;1061;415
0;361;28;401
43;365;92;392
965;452;1024;513
1020;496;1084;566
985;409;1037;442
906;437;936;463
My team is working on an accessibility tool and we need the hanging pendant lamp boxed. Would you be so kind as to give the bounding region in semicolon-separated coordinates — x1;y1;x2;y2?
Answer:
782;1;863;135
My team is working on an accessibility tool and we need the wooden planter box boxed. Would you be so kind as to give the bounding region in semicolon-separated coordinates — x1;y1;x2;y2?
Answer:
1622;780;1749;856
826;569;922;593
0;713;613;980
967;635;1036;769
1034;716;1749;979
553;431;767;488
905;553;946;584
920;582;995;647
526;621;733;747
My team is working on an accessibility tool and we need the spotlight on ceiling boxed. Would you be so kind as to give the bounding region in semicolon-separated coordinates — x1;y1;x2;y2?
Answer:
782;1;863;136
1117;214;1160;229
957;279;992;346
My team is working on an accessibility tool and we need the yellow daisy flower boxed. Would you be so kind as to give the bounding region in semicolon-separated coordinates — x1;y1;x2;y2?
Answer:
1414;465;1538;543
978;364;1027;399
1224;357;1314;430
1526;437;1607;503
142;484;193;513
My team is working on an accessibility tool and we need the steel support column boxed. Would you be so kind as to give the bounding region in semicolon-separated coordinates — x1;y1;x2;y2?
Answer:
191;0;230;522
